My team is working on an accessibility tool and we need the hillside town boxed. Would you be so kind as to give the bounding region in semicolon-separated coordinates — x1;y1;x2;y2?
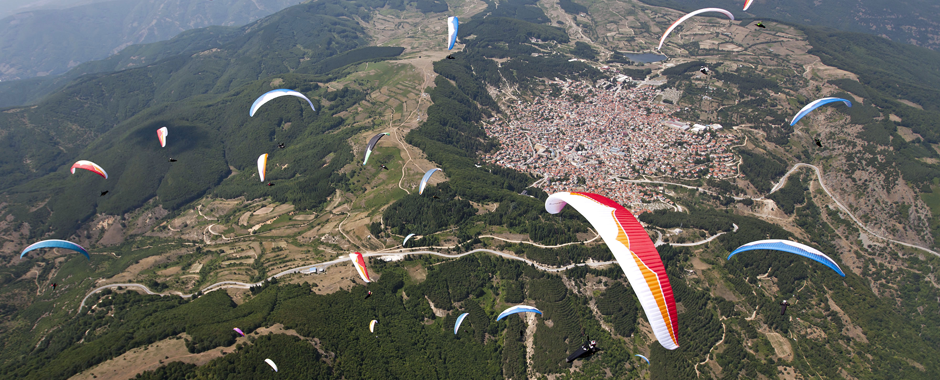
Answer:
482;78;740;207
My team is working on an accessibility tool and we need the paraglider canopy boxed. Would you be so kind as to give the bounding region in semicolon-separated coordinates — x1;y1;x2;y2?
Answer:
790;97;852;126
447;17;459;50
257;153;268;182
363;132;390;165
419;168;442;195
234;327;246;337
403;233;416;246
157;127;168;148
728;239;846;277
743;0;755;11
264;358;278;372
370;319;378;333
496;305;542;321
635;354;650;365
71;160;108;179
454;312;469;334
546;192;679;350
21;239;91;260
249;89;316;117
658;8;734;50
350;252;372;282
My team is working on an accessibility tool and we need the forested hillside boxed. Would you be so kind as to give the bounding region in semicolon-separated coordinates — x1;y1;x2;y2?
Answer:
0;1;404;238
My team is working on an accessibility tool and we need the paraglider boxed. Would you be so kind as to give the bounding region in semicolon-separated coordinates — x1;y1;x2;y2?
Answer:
566;338;598;363
727;239;846;277
419;168;442;195
546;192;679;350
789;97;852;126
496;305;542;321
635;354;650;365
350;252;372;282
234;328;246;337
20;239;91;260
403;233;416;246
380;164;389;170
267;183;275;186
249;89;316;117
454;312;469;334
658;8;734;50
780;300;790;315
743;0;755;11
700;66;709;75
157;127;168;148
815;138;822;147
755;21;766;28
52;283;57;290
446;55;455;59
278;142;285;149
264;358;278;372
364;290;372;299
100;191;109;196
168;158;177;162
447;16;459;50
370;319;378;333
363;132;390;165
71;160;108;179
257;153;268;182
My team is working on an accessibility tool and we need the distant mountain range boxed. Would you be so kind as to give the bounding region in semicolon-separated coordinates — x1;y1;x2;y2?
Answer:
0;0;299;81
640;0;940;51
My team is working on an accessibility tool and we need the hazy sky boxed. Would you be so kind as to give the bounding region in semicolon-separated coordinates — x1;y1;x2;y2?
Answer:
0;0;114;19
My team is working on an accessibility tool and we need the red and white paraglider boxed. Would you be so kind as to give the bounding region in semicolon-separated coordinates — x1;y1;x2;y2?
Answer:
546;192;679;350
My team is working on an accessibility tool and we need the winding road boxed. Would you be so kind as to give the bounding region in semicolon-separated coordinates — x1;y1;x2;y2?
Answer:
80;162;940;311
79;248;618;311
771;163;940;258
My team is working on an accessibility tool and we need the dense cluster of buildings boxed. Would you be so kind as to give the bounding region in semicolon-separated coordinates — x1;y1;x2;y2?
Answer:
482;79;740;207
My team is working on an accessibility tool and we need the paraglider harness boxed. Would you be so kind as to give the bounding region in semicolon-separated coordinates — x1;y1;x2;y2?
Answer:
566;337;598;362
780;300;790;315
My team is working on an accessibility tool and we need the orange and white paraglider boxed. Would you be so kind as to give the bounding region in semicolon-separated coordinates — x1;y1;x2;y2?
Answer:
70;160;108;179
157;127;168;148
350;252;372;282
546;192;679;350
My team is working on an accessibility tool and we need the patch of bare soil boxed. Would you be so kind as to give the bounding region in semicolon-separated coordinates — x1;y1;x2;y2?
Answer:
761;328;794;361
101;255;169;284
310;262;363;295
97;216;125;246
406;264;427;282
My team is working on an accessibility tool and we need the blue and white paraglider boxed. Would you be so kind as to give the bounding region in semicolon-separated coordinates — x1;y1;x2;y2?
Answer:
454;312;469;334
249;89;316;117
789;97;852;126
447;17;459;50
727;239;846;277
403;233;416;246
496;305;542;321
635;354;650;364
